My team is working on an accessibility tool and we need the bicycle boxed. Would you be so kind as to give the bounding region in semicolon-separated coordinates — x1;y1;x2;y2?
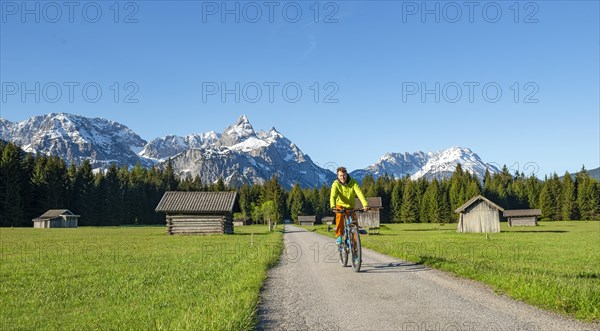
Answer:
332;208;367;272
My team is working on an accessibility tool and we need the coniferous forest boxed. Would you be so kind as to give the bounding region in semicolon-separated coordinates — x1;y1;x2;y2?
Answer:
1;141;598;227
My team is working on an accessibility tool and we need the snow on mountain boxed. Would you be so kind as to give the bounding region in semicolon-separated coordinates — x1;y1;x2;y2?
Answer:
140;131;220;161
0;113;149;168
162;115;334;188
1;113;502;188
351;146;500;182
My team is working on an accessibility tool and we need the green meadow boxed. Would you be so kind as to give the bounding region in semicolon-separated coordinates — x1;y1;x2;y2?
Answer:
313;221;600;322
0;225;282;330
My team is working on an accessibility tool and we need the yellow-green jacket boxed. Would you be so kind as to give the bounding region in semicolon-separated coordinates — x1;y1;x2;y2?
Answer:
330;177;368;209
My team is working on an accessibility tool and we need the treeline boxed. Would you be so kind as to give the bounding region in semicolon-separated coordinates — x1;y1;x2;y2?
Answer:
1;141;599;227
238;163;599;223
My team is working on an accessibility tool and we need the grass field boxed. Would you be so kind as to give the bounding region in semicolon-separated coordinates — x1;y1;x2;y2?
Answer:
313;221;600;323
0;225;282;330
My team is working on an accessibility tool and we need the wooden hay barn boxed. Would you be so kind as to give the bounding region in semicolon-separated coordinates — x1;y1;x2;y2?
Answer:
32;209;79;228
155;191;238;235
298;215;316;226
504;209;542;226
322;216;334;225
354;197;383;234
455;195;504;233
233;217;250;227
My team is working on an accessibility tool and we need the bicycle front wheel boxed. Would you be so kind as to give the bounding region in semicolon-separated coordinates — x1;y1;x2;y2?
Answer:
350;227;362;272
339;239;348;267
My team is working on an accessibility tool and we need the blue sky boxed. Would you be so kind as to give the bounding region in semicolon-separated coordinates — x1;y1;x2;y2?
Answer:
1;0;598;177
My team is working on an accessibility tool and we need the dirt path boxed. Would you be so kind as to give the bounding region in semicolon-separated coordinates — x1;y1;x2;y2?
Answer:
257;225;598;330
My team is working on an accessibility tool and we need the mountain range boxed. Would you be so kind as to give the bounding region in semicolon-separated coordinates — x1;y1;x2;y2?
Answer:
1;113;515;188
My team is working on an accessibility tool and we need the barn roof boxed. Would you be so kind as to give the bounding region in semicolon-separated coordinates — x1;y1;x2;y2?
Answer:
34;209;78;220
454;195;504;213
354;197;383;209
155;191;238;213
503;209;542;217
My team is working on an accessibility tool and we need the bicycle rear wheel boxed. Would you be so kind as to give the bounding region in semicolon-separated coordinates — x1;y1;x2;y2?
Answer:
350;227;362;272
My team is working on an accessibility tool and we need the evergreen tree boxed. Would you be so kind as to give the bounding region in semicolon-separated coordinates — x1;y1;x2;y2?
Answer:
104;164;123;225
539;174;561;220
438;180;453;223
263;175;286;222
420;179;440;223
449;164;468;215
239;183;252;218
561;172;577;221
287;182;305;223
390;180;403;222
0;143;24;226
576;167;600;220
163;160;177;191
400;180;419;222
190;175;202;191
525;175;541;209
361;174;375;196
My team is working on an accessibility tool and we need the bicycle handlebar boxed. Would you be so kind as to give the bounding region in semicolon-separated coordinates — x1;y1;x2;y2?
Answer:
332;207;371;213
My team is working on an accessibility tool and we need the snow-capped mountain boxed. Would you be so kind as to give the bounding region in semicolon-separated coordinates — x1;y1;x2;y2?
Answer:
351;146;500;181
1;113;501;188
140;132;219;161
0;113;149;168
162;116;335;188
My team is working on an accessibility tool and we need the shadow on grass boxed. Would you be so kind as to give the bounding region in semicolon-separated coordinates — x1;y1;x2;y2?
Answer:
506;230;569;233
402;228;455;232
416;255;455;269
235;232;276;236
576;272;600;279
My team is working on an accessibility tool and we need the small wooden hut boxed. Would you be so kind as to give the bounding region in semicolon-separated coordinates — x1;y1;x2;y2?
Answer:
455;195;504;233
155;191;238;235
233;217;250;227
354;197;383;234
322;216;334;225
504;209;542;226
32;209;79;228
298;215;316;226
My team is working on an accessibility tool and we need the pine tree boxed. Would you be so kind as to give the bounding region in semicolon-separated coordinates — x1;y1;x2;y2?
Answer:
576;167;600;220
525;175;541;209
77;160;96;225
104;164;123;225
400;180;419;222
449;164;468;213
163;159;177;191
390;180;403;222
361;174;375;196
287;182;305;223
0;143;24;226
190;175;202;191
539;174;561;220
438;181;453;223
561;172;577;221
420;179;440;223
263;175;285;222
239;183;252;218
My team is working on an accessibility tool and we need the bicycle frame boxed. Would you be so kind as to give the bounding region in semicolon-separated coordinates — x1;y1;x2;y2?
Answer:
334;208;363;272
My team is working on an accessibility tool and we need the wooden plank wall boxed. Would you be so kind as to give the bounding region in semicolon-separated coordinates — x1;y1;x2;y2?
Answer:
457;201;500;233
166;214;234;235
509;216;537;226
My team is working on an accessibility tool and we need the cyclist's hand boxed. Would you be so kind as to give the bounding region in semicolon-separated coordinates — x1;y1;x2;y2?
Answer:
363;207;369;212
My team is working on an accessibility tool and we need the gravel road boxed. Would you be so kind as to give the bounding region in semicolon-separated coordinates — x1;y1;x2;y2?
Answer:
257;224;598;331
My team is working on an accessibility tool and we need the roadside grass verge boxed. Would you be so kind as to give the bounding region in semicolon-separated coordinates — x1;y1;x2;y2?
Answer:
312;221;600;322
0;225;282;330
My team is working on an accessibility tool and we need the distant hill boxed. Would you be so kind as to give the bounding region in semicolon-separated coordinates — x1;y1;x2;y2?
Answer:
559;167;600;181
